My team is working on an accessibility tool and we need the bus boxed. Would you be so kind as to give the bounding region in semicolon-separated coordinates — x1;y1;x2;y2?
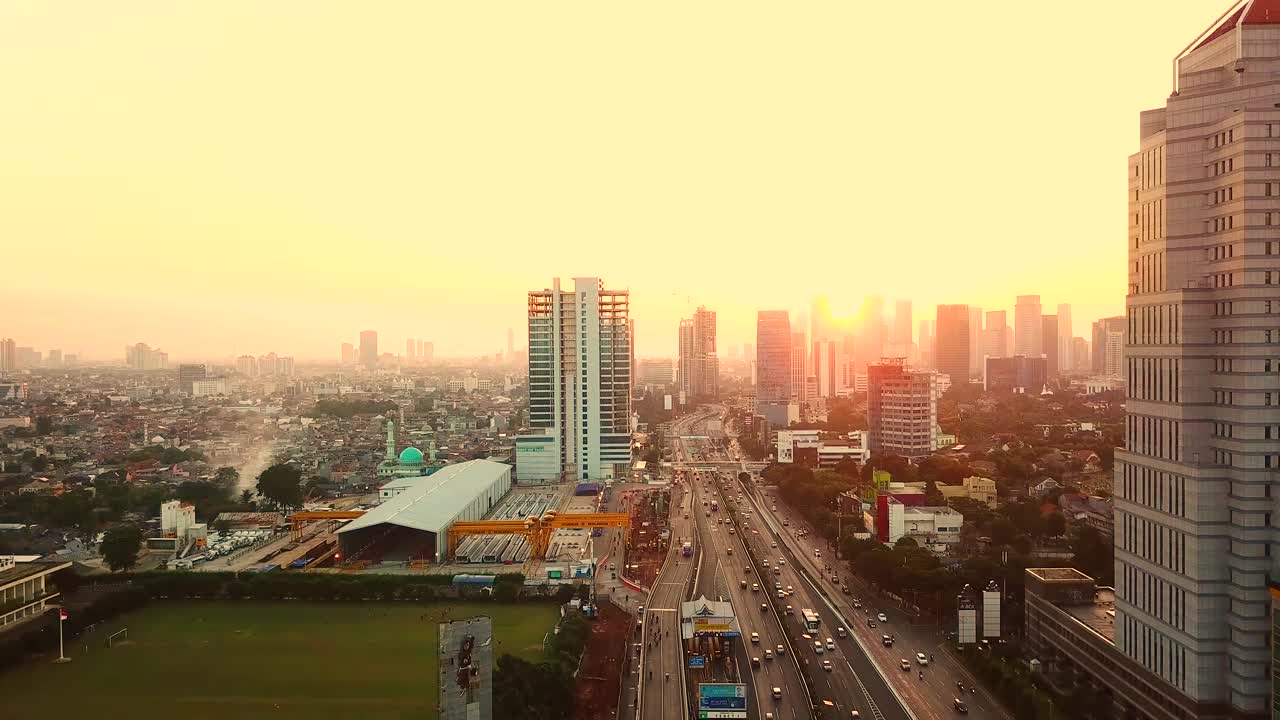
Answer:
681;542;693;557
800;609;820;631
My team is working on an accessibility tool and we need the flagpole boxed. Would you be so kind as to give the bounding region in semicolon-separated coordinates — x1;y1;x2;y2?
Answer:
54;609;71;663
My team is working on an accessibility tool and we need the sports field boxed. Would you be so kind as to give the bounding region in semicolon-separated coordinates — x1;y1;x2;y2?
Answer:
0;601;558;720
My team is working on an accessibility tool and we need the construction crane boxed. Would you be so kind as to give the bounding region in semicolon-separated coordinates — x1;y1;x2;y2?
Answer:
447;511;629;560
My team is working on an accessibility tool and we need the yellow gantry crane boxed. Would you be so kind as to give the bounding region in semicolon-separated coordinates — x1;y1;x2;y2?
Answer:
447;511;630;559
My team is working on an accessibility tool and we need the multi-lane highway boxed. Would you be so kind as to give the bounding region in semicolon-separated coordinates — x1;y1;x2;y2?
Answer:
740;476;1006;720
684;435;808;719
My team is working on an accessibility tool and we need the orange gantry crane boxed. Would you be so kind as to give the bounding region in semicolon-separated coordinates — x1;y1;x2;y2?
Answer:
447;511;630;559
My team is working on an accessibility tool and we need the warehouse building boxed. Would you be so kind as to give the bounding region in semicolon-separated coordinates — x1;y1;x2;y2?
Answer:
337;459;512;564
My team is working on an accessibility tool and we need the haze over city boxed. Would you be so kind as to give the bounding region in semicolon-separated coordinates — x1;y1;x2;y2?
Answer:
1;2;1223;360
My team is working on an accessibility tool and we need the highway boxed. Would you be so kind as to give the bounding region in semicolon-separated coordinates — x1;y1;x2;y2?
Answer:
638;412;702;720
684;432;808;719
741;474;1006;720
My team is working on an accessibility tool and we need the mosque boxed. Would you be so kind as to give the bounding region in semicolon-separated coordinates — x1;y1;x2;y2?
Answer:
376;419;443;480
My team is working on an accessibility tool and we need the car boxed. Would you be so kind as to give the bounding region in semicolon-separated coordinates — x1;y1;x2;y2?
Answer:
776;644;785;656
953;699;969;714
850;713;861;719
882;635;893;647
751;632;760;643
760;603;768;611
825;638;835;651
813;641;824;654
916;652;929;666
775;582;782;590
778;559;786;566
782;520;789;526
765;714;775;720
786;585;794;593
751;656;760;668
777;590;786;599
726;546;733;556
772;687;783;699
836;627;846;638
877;613;888;623
728;527;735;534
752;583;759;592
785;605;794;615
842;585;851;595
764;649;773;660
773;567;782;575
852;599;862;609
771;541;777;548
900;659;911;671
868;619;877;628
706;511;711;517
745;565;752;574
822;659;833;671
741;579;748;589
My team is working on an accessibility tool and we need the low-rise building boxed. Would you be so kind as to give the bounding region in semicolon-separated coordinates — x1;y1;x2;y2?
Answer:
0;556;72;633
1025;567;1204;720
877;497;963;554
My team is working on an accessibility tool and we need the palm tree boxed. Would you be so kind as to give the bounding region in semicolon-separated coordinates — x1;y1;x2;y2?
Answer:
239;489;254;505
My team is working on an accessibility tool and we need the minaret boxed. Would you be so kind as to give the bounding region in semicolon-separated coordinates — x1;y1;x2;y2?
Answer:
428;439;438;463
384;420;396;462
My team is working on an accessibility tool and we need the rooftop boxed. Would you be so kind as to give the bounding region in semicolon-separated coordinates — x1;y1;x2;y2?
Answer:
0;560;72;588
1062;587;1116;644
338;459;511;535
1027;567;1092;582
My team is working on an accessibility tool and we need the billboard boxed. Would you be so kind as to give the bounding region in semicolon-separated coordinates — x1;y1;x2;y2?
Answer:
691;617;739;636
957;588;977;645
983;585;1001;638
697;684;746;719
439;616;493;720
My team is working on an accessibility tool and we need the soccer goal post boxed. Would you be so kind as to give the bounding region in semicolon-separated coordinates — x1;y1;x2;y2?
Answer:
106;628;128;647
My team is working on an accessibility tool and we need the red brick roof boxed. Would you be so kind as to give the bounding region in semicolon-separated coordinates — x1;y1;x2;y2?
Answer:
1195;1;1280;52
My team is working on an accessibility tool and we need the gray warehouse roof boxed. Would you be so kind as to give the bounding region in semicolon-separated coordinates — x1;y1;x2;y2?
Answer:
339;459;512;536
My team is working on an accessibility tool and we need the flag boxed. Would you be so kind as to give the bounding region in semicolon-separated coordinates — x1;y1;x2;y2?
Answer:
59;609;68;621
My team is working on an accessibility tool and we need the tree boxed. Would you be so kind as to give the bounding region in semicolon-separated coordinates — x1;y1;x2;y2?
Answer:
1045;511;1067;538
1069;526;1113;583
990;518;1017;546
215;466;240;486
239;489;254;505
100;523;144;571
256;464;304;509
924;480;945;506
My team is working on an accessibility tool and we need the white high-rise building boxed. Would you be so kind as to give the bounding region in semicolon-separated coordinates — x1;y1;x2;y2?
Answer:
515;277;631;483
1115;6;1280;715
678;306;718;401
1014;295;1042;358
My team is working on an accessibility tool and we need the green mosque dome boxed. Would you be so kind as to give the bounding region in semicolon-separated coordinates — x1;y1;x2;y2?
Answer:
399;447;424;465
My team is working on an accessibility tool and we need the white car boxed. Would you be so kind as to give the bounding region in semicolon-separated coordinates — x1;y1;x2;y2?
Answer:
877;613;888;623
826;638;836;651
822;659;833;672
916;652;929;666
751;632;760;643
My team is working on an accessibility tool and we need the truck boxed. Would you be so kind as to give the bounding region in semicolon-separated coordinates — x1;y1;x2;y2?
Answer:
681;542;693;558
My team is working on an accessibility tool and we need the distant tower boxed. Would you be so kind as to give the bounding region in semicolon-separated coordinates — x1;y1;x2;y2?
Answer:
384;419;397;462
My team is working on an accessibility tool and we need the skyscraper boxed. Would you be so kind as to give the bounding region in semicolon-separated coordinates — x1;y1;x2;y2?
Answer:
406;338;416;359
1114;11;1280;713
236;355;259;376
893;300;913;345
178;363;208;395
811;296;833;343
855;296;886;373
789;332;807;402
1091;316;1126;373
917;319;933;368
341;342;355;365
678;306;718;401
967;306;983;375
422;341;434;363
984;310;1008;361
1014;295;1042;358
359;330;378;368
0;339;16;372
1040;315;1058;377
866;358;938;459
812;338;844;399
507;327;514;355
46;349;62;368
934;304;970;384
1056;303;1073;372
755;311;792;404
514;277;631;483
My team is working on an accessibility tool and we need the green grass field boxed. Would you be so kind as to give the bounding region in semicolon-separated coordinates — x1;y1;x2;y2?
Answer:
0;601;558;720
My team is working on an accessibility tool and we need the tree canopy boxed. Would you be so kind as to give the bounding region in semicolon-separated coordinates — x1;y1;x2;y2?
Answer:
256;464;304;509
100;523;144;572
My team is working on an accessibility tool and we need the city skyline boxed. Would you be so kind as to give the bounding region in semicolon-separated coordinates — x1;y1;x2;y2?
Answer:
1;2;1228;360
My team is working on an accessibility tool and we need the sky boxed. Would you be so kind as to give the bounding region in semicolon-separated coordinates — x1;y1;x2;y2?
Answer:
0;2;1231;361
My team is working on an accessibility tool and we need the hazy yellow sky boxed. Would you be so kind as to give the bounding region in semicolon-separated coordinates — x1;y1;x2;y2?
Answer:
0;2;1226;361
